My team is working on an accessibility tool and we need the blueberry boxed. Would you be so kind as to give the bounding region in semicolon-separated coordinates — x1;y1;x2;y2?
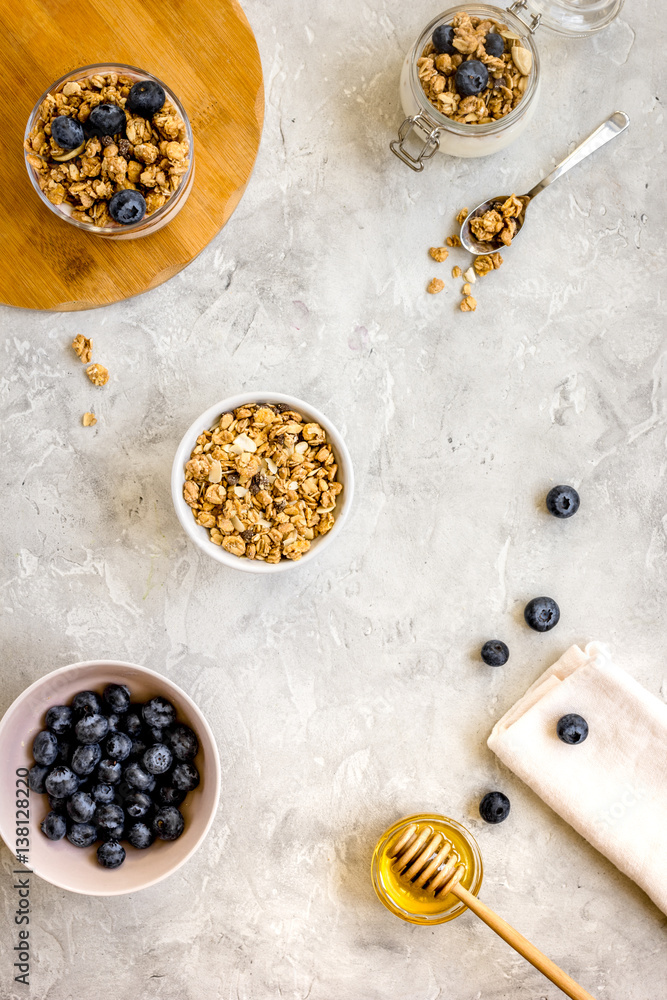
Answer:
157;785;186;807
103;683;131;714
88;103;126;136
125;791;153;818
109;188;147;225
455;59;489;97
479;791;511;824
98;758;122;784
91;782;116;805
524;596;560;632
95;803;125;829
45;765;79;798
432;24;456;55
480;640;509;667
127;822;155;849
45;705;73;734
106;731;132;761
72;690;101;717
28;764;50;794
171;761;200;792
71;742;102;776
123;762;155;792
126;79;165;116
123;708;144;737
164;723;199;761
67;822;98;848
75;713;109;745
98;823;125;842
557;713;589;745
67;791;96;824
55;737;72;763
546;485;580;519
106;713;121;733
97;840;126;869
153;805;185;841
142;696;176;730
51;115;85;150
33;729;59;765
484;32;505;57
129;736;149;760
143;743;173;775
41;811;67;841
145;724;165;744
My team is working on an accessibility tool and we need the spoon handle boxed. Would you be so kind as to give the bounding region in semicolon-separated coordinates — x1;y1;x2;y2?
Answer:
526;111;629;200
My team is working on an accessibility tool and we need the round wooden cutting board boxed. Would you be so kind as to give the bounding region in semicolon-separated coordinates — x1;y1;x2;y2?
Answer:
0;0;264;311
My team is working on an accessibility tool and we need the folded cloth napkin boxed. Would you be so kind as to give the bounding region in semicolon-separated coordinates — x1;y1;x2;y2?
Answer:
488;641;667;916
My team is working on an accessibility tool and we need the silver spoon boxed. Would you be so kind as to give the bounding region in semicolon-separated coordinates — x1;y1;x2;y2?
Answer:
460;111;630;255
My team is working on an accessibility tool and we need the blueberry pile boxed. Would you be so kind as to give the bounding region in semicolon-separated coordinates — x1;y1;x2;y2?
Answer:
29;684;199;869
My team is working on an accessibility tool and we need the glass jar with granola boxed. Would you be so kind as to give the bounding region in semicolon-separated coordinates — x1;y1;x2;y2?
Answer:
24;63;194;238
391;0;624;170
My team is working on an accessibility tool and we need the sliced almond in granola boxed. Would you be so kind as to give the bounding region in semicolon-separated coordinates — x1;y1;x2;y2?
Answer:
208;459;223;483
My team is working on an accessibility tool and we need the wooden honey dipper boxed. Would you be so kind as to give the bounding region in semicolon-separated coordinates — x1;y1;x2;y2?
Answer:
390;823;597;1000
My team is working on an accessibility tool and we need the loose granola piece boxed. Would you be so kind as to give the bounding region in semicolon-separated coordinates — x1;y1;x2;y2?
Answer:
456;207;469;226
446;235;462;247
82;412;97;426
429;247;449;263
460;295;477;312
452;265;462;278
86;363;109;386
72;334;92;363
427;278;445;294
462;282;472;295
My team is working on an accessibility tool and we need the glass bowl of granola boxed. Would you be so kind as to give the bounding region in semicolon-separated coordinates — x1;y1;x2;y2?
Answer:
171;393;355;573
391;0;623;170
24;63;194;238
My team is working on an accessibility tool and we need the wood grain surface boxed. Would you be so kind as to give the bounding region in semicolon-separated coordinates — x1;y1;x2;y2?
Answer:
0;0;264;311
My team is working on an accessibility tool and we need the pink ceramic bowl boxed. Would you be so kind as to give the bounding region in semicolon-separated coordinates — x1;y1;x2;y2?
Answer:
0;660;220;896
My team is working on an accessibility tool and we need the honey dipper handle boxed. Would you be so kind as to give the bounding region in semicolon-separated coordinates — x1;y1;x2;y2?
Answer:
452;884;597;1000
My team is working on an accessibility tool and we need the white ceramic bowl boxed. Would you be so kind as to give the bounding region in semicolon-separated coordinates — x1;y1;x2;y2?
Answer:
171;392;355;573
0;660;220;896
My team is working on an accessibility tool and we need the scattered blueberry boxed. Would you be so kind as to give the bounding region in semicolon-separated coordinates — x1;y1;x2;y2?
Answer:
546;485;580;519
481;640;509;667
72;690;101;716
67;791;96;824
106;731;132;761
67;823;98;848
142;743;173;775
171;761;200;792
126;79;165;116
71;742;102;776
45;705;72;734
524;596;560;632
32;730;59;765
127;822;155;849
88;103;126;136
91;782;116;805
432;24;456;55
108;189;147;225
75;713;109;744
95;803;125;829
142;697;176;730
165;723;198;761
97;840;126;869
484;32;505;57
455;59;489;97
153;805;185;841
51;115;85;150
103;683;131;714
123;762;156;793
157;785;186;807
41;811;67;840
125;791;153;818
45;765;79;798
28;764;50;794
557;713;589;745
479;791;511;824
98;758;122;784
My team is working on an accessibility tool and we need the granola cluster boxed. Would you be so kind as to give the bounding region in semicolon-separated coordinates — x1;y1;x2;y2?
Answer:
418;13;532;124
183;404;343;563
25;72;189;227
468;194;524;247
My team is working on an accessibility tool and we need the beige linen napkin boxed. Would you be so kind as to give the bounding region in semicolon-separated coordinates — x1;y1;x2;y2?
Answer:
488;641;667;915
